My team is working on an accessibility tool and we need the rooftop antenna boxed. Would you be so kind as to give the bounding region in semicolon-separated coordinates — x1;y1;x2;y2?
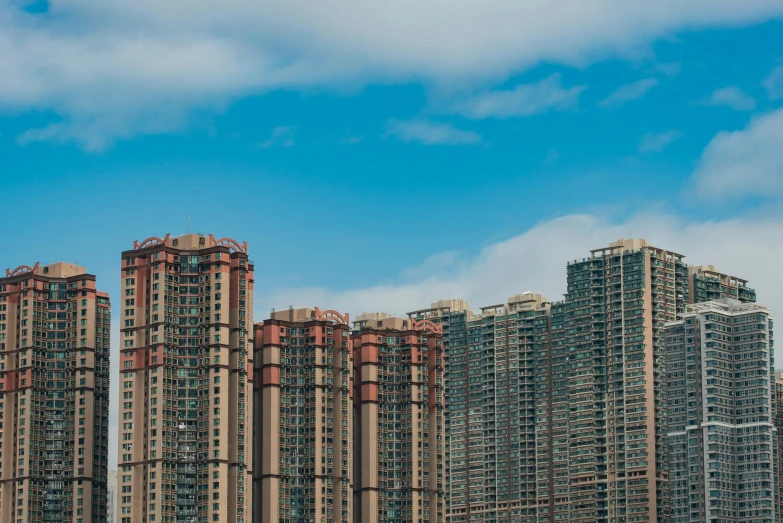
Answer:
188;215;191;233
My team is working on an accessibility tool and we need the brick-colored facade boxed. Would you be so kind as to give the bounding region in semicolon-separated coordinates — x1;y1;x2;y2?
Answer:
117;233;253;523
0;262;110;523
352;314;445;523
253;307;353;523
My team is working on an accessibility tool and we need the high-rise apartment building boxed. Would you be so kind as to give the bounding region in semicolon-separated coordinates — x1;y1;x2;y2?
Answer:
666;299;775;523
688;265;756;304
253;307;353;523
407;299;470;523
551;238;689;523
472;293;551;522
773;372;783;522
0;262;111;523
352;314;445;523
535;301;568;523
412;294;551;522
117;233;253;523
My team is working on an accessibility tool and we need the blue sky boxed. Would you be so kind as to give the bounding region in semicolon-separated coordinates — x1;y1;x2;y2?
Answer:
2;0;783;466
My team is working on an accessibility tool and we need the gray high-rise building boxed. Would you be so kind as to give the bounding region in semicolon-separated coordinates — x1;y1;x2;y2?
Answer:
409;240;762;523
688;265;756;304
666;299;774;523
411;294;553;522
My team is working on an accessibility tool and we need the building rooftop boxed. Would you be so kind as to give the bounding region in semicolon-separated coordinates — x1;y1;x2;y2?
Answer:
130;233;248;253
4;261;87;279
587;237;685;259
408;298;471;316
683;297;768;315
270;307;316;322
353;312;409;331
267;307;350;325
689;264;750;285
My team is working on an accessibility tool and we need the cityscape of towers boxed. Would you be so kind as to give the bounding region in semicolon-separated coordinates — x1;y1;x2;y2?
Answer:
0;233;775;523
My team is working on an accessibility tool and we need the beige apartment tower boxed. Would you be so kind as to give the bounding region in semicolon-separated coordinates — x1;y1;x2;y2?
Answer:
117;233;253;523
253;307;354;523
548;239;689;523
0;262;111;523
352;313;445;523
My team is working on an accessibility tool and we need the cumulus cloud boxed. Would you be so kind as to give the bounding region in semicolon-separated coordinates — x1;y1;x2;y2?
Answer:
693;108;783;200
2;0;783;146
763;65;783;99
698;86;756;111
261;212;783;320
638;130;683;153
452;74;587;119
385;119;481;145
600;78;659;107
263;110;783;317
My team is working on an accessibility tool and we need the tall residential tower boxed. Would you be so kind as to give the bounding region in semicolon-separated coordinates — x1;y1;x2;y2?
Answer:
408;299;470;522
352;314;445;523
117;233;253;523
254;307;354;523
554;238;689;523
666;299;774;523
0;262;111;523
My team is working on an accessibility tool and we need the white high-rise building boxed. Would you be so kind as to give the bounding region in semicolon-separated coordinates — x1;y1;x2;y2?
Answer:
666;298;775;523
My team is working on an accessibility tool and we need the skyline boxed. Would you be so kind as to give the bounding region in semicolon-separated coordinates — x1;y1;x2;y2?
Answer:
2;2;783;477
1;228;778;476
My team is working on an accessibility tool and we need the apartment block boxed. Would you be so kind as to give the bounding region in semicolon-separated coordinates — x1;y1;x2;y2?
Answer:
352;314;445;523
688;265;756;304
773;372;783;522
0;262;111;523
558;239;688;523
253;307;353;523
534;301;568;522
117;233;253;523
666;299;774;523
407;299;470;522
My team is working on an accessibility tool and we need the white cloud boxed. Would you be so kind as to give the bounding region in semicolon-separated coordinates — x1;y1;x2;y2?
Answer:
600;78;659;107
452;74;587;119
385;119;481;145
261;212;783;321
655;62;683;77
263;111;783;319
638;130;683;153
763;65;783;99
340;135;365;145
698;86;756;110
2;0;783;146
694;108;783;200
260;125;296;149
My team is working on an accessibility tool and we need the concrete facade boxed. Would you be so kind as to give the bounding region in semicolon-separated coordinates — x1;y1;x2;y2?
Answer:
408;300;471;523
688;265;756;304
352;314;445;523
0;262;111;523
117;233;253;523
253;307;353;523
666;299;774;523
